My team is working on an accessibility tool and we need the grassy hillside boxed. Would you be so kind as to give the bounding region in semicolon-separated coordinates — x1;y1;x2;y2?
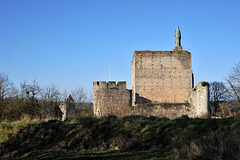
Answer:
0;115;240;159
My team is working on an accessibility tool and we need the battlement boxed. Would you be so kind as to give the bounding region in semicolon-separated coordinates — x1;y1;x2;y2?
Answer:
93;81;127;90
93;81;107;86
93;81;130;117
93;27;209;118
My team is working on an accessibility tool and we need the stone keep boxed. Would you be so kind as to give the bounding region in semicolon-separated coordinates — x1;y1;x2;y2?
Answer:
132;50;193;105
93;27;209;118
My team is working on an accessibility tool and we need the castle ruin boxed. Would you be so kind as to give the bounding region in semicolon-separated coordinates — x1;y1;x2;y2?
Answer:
93;27;209;118
59;95;75;120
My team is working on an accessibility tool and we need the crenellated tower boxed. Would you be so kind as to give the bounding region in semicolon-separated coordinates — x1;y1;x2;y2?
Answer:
93;27;209;118
93;81;131;117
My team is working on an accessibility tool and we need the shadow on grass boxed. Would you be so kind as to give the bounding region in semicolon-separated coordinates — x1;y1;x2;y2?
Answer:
1;116;240;160
38;149;174;160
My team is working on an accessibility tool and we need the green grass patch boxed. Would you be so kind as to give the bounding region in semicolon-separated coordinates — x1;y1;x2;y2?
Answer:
0;116;240;159
0;120;45;144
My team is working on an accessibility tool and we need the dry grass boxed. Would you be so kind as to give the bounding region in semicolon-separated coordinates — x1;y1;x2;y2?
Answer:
0;115;240;159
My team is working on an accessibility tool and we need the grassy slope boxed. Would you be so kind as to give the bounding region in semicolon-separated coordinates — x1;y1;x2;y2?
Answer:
0;115;240;159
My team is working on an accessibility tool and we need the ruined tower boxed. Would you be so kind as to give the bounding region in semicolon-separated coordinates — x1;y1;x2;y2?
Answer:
59;95;75;120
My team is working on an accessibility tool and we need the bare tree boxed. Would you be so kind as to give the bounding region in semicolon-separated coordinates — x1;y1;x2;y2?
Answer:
0;73;14;119
0;80;42;121
0;73;13;102
61;88;93;117
209;81;228;115
226;63;240;115
19;80;41;119
70;87;87;104
88;91;93;102
20;81;28;100
62;88;87;104
19;80;41;99
38;83;62;119
40;83;61;102
61;89;69;101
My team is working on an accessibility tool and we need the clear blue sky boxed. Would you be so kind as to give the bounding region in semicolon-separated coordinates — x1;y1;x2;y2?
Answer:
1;0;240;96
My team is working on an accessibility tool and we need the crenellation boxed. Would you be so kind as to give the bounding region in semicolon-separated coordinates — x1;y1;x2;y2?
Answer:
93;81;107;87
107;81;117;89
93;27;210;118
93;81;131;117
93;81;128;90
117;81;127;89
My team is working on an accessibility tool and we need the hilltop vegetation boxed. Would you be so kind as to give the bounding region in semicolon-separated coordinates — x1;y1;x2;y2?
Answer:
0;115;240;159
0;72;93;122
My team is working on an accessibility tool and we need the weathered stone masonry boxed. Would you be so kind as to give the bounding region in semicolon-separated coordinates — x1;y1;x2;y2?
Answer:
132;50;193;105
93;81;131;117
59;95;75;121
93;27;209;118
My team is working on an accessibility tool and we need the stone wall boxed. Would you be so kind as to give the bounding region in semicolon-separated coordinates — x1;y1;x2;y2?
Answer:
93;81;131;117
59;95;75;121
131;103;197;119
93;51;210;119
132;50;193;105
190;82;210;117
130;82;210;119
59;101;69;121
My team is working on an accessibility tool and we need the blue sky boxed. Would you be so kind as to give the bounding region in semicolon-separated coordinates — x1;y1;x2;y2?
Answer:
0;0;240;96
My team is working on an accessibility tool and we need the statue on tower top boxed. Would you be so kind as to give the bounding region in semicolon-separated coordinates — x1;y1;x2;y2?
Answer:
174;26;183;51
175;26;181;47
